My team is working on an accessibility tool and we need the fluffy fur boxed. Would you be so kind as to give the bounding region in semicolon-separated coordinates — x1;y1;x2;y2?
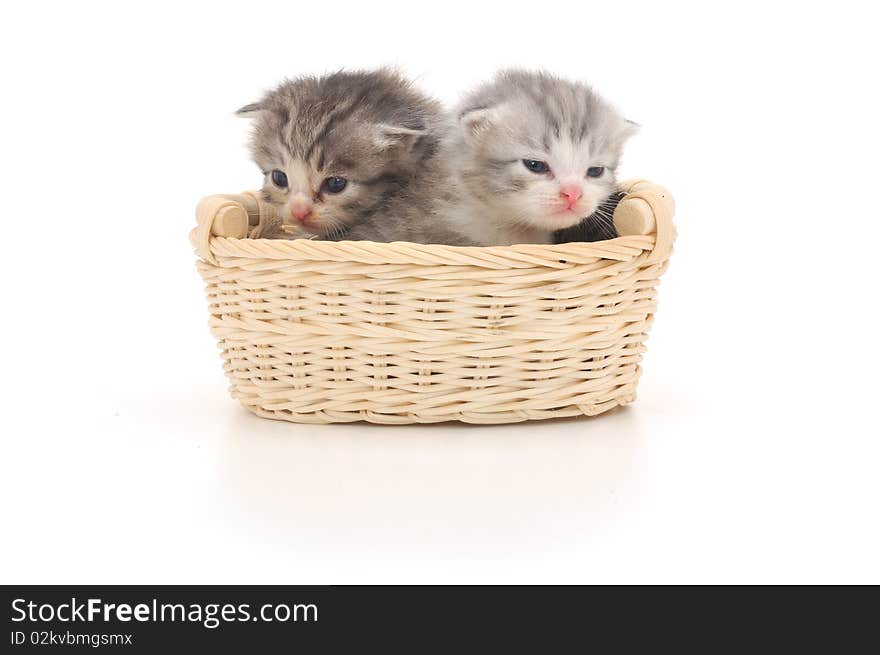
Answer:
443;70;637;245
238;69;474;245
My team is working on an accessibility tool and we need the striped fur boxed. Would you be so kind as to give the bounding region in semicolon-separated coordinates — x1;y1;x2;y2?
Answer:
238;69;474;245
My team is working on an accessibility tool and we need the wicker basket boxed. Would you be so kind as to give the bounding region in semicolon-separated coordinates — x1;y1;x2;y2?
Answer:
191;179;675;424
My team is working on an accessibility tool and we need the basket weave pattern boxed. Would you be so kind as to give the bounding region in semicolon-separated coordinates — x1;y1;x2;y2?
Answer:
192;180;675;424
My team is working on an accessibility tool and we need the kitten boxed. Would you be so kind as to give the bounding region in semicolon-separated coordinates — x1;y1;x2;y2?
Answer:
443;70;637;245
237;69;475;245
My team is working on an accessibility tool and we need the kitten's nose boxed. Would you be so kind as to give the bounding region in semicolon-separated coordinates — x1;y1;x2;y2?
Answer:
289;196;313;222
560;185;583;209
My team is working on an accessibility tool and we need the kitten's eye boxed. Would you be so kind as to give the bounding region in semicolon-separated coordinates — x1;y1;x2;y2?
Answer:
586;166;605;178
270;170;288;187
522;159;549;174
321;176;348;194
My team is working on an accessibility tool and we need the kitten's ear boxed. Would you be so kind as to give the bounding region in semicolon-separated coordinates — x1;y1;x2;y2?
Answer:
621;119;640;140
235;102;265;118
459;105;505;143
373;123;427;150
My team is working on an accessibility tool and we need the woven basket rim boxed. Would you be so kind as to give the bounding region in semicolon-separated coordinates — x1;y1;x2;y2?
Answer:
206;233;658;268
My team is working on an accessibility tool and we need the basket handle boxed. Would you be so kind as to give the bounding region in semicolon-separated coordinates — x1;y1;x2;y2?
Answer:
613;179;676;262
190;192;276;263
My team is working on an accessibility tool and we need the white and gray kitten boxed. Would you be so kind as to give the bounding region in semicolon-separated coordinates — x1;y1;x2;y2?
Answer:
442;70;638;245
237;69;475;245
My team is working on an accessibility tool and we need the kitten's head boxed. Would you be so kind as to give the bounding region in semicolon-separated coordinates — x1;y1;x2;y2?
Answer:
237;69;441;237
454;70;637;233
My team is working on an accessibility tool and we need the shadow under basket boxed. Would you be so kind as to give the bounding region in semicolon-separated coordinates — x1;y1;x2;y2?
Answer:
191;179;676;425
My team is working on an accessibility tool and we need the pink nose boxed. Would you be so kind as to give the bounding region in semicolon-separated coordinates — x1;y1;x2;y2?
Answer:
560;185;583;209
290;202;312;222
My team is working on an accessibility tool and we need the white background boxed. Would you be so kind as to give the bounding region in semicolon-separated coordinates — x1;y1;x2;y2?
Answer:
1;0;878;584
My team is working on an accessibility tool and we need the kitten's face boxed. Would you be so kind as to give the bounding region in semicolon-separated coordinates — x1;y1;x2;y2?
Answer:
245;111;424;238
238;71;436;238
456;78;636;234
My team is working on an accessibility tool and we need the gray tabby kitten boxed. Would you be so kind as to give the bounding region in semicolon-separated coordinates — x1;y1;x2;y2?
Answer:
442;70;638;245
237;69;474;245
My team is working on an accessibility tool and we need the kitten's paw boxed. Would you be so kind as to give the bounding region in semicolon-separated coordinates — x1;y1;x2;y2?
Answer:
280;223;311;239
